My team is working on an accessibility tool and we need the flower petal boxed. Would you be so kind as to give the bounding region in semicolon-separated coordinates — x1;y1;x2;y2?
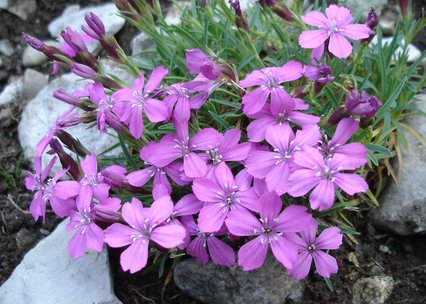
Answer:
289;252;313;280
301;11;329;27
238;236;268;271
198;203;228;233
242;87;270;115
207;236;235;267
270;237;298;269
334;173;368;195
341;24;371;40
299;30;328;49
151;224;186;248
225;207;262;236
184;152;207;178
120;240;149;273
313;250;338;278
104;223;137;247
315;227;343;250
309;180;336;211
328;33;352;59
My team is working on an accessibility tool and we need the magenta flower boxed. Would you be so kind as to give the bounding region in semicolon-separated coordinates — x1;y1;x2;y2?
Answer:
181;216;235;267
126;142;190;193
25;157;76;221
185;48;221;80
88;83;124;132
200;128;252;171
225;192;312;271
147;121;223;178
344;89;382;118
287;219;343;279
112;67;169;139
163;83;207;122
245;124;320;195
246;101;320;142
239;61;303;115
318;118;368;169
288;146;369;211
192;162;259;233
66;188;120;258
104;197;186;273
65;154;111;210
35;107;81;157
299;5;371;58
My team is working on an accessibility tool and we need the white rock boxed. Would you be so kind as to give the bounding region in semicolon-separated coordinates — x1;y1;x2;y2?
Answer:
0;220;122;304
18;73;120;168
352;276;394;304
0;0;37;20
371;37;422;63
0;39;14;56
131;32;153;55
23;69;49;100
48;3;125;38
0;77;24;106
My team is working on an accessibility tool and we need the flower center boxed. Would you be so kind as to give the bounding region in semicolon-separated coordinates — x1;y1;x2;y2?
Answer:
206;148;223;164
82;173;100;186
261;72;280;90
174;139;190;156
132;91;147;108
307;244;316;253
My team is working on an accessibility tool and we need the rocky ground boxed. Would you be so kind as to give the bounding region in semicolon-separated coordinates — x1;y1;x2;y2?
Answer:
0;0;425;303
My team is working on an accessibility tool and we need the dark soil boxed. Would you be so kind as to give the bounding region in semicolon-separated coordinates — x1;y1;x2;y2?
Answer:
1;0;425;303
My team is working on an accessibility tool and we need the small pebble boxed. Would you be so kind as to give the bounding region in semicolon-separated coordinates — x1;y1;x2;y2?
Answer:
379;245;390;253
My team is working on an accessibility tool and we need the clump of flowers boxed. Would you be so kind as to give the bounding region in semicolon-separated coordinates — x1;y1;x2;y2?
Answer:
22;0;424;285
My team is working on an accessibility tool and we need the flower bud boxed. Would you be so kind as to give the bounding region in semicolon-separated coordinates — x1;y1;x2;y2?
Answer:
61;27;88;54
71;63;97;79
366;8;379;30
53;89;81;106
82;13;106;40
345;89;382;118
327;106;349;125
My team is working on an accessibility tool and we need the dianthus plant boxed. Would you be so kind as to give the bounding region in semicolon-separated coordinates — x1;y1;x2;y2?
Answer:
23;0;425;286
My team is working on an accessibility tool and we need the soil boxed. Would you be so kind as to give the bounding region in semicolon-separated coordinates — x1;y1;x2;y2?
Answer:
0;0;425;303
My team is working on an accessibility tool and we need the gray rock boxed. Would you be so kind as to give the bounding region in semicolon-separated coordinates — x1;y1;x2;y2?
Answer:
0;220;122;304
131;32;153;56
18;73;120;168
344;0;387;15
174;256;304;304
23;69;49;100
0;0;37;20
0;39;14;56
372;93;426;235
48;3;125;38
0;76;24;106
352;276;394;304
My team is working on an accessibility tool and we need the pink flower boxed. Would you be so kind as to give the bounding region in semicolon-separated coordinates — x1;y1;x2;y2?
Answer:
239;61;302;115
225;192;312;271
287;219;343;279
104;197;186;273
193;162;259;233
126;142;189;193
164;83;208;122
66;188;120;258
318;118;368;169
185;48;221;80
245;124;320;195
25;157;76;221
288;146;368;211
299;5;371;58
246;100;320;142
181;216;235;266
146;121;223;178
88;83;124;132
112;67;169;139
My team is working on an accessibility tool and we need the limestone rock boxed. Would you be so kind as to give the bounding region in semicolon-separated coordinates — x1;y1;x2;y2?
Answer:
48;3;125;38
372;93;426;235
23;69;49;100
0;220;122;304
174;256;305;304
0;39;14;56
0;76;24;106
352;276;394;304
